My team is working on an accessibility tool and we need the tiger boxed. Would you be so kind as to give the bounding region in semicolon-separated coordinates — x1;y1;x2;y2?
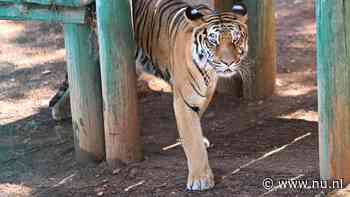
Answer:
50;0;249;191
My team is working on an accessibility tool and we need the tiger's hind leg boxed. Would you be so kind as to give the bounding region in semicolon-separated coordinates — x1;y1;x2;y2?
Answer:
173;88;216;191
51;88;71;121
136;49;172;92
49;74;71;121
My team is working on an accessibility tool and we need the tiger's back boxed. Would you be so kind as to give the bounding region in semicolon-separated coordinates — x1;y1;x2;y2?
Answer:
133;0;195;84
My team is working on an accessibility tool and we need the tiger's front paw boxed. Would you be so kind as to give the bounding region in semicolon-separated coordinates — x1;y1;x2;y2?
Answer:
186;168;215;191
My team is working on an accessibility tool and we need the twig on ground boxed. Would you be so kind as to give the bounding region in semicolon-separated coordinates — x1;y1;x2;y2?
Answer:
162;137;211;151
33;172;77;196
162;142;182;151
124;180;145;192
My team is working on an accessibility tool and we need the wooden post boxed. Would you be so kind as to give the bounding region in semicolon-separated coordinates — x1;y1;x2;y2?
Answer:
212;0;276;99
96;0;142;165
63;24;105;163
317;0;350;181
212;0;234;11
244;0;276;99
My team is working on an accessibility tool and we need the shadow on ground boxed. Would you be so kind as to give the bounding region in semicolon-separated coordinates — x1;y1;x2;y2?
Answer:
0;89;321;197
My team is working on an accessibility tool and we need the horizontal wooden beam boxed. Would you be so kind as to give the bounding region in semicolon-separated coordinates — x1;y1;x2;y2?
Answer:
0;0;93;7
0;3;87;24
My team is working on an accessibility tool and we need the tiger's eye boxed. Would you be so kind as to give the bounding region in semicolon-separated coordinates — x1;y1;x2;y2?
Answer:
207;40;217;48
232;31;241;41
207;33;218;46
208;33;216;39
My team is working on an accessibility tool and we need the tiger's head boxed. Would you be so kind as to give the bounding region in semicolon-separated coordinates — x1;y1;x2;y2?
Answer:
186;3;248;78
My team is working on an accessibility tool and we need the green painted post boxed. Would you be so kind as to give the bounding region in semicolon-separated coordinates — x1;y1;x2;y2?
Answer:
96;0;142;165
212;0;276;99
63;24;105;163
317;0;350;181
0;0;94;7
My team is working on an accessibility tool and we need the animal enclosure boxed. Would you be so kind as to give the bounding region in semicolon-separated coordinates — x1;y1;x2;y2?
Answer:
0;0;276;165
1;0;348;196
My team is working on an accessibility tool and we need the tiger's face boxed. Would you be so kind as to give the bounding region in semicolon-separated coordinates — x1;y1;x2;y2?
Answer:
202;23;248;77
188;4;248;78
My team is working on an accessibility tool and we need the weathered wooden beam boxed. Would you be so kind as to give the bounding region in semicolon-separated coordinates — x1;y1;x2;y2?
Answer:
244;0;276;99
63;23;105;163
212;0;234;11
317;0;350;181
0;0;93;7
0;3;87;24
96;0;142;165
212;0;276;99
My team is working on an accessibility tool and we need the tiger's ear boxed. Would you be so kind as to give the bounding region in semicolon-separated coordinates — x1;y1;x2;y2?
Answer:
232;3;248;23
184;6;204;22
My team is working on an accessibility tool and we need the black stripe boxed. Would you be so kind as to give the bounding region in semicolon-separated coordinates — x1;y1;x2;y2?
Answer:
136;1;153;46
147;2;158;63
189;82;206;98
186;68;206;98
192;59;206;78
134;0;147;18
165;4;187;35
178;89;200;114
158;1;184;31
169;9;186;37
171;17;188;41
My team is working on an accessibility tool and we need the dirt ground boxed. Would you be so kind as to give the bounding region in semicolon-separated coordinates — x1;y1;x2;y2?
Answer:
0;0;336;196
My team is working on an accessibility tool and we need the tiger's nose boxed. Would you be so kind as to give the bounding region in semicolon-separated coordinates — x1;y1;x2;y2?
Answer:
221;58;239;65
222;59;232;65
217;46;240;65
220;54;234;64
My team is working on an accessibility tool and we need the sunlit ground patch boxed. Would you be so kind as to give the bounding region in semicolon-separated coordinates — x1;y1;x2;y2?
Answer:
0;183;32;197
280;110;318;122
328;184;350;197
0;21;25;38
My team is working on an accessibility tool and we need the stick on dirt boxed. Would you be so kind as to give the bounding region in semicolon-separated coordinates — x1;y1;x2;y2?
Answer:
124;180;145;192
